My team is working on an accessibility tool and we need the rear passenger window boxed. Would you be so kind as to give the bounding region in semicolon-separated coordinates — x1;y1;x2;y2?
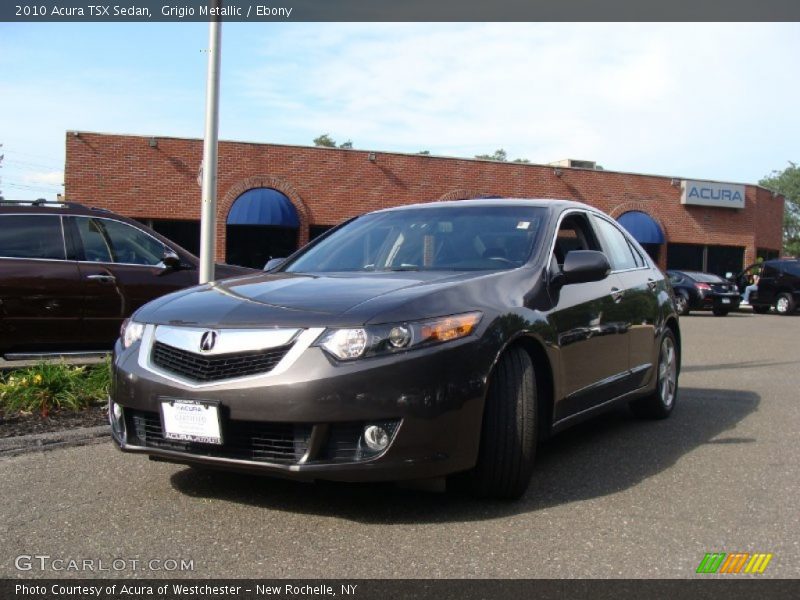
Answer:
592;216;638;271
0;215;65;260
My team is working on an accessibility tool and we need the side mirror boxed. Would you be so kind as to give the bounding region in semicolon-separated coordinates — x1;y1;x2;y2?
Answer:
162;249;182;270
264;257;286;271
561;250;611;285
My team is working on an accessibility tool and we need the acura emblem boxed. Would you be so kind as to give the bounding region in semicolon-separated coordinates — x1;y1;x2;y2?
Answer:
199;331;218;352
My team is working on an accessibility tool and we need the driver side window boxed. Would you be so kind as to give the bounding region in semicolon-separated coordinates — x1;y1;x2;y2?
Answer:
74;217;165;266
552;212;602;267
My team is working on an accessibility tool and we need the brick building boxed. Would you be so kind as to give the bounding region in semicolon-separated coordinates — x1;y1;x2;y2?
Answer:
64;131;784;274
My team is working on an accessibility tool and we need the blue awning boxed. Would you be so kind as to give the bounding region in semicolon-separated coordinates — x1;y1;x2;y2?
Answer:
617;211;665;245
227;188;300;227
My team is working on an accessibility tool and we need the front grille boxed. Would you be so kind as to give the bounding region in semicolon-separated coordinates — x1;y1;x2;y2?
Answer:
125;409;402;466
151;341;291;382
127;410;311;464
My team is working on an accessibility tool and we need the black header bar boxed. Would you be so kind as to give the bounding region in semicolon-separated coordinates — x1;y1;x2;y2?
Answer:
3;0;800;23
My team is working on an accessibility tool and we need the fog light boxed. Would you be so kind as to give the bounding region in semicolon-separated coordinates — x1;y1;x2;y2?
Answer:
363;425;389;452
108;398;126;441
388;326;412;348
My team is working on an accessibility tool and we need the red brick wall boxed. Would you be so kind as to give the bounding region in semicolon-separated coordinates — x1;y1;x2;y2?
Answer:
64;131;784;266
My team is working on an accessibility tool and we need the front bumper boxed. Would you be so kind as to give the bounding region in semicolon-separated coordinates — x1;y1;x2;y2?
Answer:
110;331;492;482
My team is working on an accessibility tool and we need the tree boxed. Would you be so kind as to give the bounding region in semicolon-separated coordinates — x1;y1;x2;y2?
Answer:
759;162;800;256
313;134;354;149
474;148;530;163
475;149;508;162
313;134;337;148
418;150;430;155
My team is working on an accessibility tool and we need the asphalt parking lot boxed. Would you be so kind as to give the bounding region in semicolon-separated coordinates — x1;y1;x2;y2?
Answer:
1;311;798;579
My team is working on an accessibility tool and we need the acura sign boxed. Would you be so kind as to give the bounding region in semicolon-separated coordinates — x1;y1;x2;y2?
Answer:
681;179;745;209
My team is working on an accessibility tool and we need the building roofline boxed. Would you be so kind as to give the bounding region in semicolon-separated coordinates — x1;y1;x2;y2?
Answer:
66;130;784;199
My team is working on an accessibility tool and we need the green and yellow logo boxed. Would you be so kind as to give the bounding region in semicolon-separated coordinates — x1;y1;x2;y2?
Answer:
696;552;773;574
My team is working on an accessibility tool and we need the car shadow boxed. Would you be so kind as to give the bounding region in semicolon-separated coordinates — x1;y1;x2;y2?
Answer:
169;386;759;523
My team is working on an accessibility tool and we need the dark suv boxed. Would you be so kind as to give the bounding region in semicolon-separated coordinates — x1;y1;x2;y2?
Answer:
0;200;254;362
734;259;800;315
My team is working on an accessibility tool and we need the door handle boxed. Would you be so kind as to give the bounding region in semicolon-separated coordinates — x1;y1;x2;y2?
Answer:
647;278;657;291
86;274;116;283
610;287;624;302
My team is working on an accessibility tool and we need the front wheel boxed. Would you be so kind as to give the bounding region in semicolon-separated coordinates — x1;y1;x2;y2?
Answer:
674;293;690;316
460;346;537;500
775;293;796;315
630;330;679;420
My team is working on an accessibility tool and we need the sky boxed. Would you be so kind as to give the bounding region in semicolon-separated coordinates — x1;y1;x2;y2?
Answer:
1;22;799;200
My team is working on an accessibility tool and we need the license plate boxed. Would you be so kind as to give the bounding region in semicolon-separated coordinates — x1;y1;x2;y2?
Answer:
721;298;731;304
161;399;222;444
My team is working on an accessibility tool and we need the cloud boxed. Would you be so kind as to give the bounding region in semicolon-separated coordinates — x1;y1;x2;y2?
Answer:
2;21;799;200
232;23;800;181
22;170;64;186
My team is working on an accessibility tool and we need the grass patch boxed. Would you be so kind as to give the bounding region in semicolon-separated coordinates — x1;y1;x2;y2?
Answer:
0;359;111;418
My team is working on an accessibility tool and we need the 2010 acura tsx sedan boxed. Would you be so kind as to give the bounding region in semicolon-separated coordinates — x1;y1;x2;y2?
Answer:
110;199;681;499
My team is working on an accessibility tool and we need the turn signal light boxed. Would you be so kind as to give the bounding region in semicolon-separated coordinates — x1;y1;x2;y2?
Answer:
420;312;481;343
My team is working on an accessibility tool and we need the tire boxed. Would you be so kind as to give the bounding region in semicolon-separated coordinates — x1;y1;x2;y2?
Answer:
775;293;796;316
630;329;679;420
752;304;771;314
674;293;690;316
462;346;537;500
712;307;729;316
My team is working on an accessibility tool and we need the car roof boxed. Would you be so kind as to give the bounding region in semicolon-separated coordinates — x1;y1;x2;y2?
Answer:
0;200;116;218
372;198;596;215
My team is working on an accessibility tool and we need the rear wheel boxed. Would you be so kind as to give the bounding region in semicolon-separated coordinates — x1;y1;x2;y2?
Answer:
461;346;537;500
775;293;796;315
712;307;729;316
630;330;679;420
752;304;771;314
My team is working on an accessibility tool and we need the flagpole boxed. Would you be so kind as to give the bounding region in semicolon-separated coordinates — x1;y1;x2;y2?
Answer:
199;1;222;284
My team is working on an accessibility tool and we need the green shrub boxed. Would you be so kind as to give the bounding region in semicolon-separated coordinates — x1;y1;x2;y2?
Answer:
0;359;111;417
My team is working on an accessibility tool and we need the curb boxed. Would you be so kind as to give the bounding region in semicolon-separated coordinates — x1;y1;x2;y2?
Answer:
0;424;111;457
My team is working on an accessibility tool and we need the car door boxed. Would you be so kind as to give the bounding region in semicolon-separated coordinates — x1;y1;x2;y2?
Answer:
68;216;199;347
592;214;659;391
0;214;84;356
755;263;778;305
547;211;630;421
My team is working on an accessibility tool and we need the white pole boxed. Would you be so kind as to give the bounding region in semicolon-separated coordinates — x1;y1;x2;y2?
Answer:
199;3;222;284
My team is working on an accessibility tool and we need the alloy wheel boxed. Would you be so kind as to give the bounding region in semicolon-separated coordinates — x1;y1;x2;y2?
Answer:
659;336;677;408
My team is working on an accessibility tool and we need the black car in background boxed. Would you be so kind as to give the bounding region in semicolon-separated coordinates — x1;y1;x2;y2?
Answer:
734;259;800;315
0;200;255;362
666;270;740;316
110;199;681;499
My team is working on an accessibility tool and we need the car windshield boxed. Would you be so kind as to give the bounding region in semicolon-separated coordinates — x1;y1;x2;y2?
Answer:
687;272;724;283
285;205;546;273
780;262;800;277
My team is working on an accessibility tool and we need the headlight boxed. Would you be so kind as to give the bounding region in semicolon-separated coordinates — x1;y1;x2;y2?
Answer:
318;311;482;361
120;319;145;349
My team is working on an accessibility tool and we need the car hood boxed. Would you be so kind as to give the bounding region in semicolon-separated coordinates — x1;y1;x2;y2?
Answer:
134;270;490;327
